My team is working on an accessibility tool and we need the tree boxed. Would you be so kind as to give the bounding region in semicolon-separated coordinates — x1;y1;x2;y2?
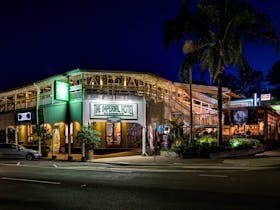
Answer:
34;124;51;157
164;1;204;144
164;0;279;145
223;60;266;97
267;60;280;99
76;125;101;161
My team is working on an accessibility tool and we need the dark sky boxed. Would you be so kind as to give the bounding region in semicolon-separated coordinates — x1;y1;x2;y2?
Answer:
0;0;279;91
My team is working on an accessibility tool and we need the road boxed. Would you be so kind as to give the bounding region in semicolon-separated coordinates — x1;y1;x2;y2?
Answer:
0;160;279;210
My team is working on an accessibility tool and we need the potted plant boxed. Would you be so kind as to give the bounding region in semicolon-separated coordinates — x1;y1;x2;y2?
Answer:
77;125;101;161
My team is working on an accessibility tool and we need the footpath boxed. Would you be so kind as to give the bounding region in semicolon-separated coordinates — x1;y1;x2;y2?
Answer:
43;149;280;170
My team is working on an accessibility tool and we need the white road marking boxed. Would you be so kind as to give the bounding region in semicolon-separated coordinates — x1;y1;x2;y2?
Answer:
0;163;204;173
17;162;21;166
53;164;58;168
109;168;133;173
1;177;61;185
199;174;228;178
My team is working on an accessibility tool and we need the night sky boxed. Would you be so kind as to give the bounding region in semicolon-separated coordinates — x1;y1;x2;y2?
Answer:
0;0;279;91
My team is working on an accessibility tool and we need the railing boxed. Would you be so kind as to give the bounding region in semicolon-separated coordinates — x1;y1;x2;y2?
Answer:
170;96;218;127
0;72;218;126
193;113;218;127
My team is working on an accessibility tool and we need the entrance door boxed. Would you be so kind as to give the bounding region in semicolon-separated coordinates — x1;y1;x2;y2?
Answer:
106;122;121;147
7;128;15;144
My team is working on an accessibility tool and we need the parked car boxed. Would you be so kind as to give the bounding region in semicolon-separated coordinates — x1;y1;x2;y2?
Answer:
0;143;41;160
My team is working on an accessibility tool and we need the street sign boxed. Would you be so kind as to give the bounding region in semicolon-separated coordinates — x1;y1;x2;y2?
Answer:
107;117;121;123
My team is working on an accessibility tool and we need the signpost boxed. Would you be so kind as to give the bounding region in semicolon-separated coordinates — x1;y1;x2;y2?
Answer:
54;80;72;160
54;81;70;101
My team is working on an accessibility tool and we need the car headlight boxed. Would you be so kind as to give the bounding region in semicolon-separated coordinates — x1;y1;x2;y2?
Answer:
36;152;42;156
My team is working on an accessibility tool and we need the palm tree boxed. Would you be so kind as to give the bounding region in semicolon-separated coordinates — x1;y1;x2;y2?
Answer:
178;52;199;144
164;0;278;145
164;1;203;144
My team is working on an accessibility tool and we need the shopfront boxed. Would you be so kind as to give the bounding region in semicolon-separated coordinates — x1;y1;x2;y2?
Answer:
223;106;280;141
83;94;146;149
0;69;232;155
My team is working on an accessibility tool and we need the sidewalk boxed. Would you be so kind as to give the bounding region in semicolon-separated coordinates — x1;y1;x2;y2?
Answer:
43;149;280;170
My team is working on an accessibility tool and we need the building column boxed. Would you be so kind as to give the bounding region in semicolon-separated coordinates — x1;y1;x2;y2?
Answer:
15;126;18;145
5;128;8;143
34;83;41;154
142;126;146;155
142;97;147;156
264;106;268;141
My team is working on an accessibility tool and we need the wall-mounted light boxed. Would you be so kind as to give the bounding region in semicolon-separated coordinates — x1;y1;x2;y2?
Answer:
124;77;127;87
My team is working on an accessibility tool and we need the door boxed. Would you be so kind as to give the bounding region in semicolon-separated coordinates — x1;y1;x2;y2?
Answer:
106;122;121;147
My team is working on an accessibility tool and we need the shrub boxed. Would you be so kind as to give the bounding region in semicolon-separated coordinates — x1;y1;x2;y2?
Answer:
197;134;217;145
160;147;168;152
76;126;101;151
229;138;261;149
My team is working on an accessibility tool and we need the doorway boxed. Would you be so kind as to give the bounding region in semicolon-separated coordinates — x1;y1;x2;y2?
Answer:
106;122;121;147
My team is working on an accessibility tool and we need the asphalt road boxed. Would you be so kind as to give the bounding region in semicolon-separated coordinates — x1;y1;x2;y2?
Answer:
0;160;279;210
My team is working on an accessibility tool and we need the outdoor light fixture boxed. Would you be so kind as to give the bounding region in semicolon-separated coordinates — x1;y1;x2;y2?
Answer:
124;77;127;87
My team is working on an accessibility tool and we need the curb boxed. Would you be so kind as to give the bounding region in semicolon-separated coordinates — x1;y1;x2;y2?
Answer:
38;154;280;170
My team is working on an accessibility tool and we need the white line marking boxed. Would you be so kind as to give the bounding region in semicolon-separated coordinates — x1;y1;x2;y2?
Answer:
17;162;20;166
0;163;204;173
199;174;228;178
110;168;133;173
53;164;58;168
1;177;61;185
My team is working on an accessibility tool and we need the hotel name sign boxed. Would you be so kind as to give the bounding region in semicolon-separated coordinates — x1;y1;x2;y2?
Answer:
90;102;138;120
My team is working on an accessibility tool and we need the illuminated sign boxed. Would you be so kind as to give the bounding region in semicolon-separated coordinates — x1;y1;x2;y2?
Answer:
107;117;121;123
260;94;271;101
15;110;37;125
17;112;31;121
90;102;137;119
233;110;248;124
54;81;70;101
